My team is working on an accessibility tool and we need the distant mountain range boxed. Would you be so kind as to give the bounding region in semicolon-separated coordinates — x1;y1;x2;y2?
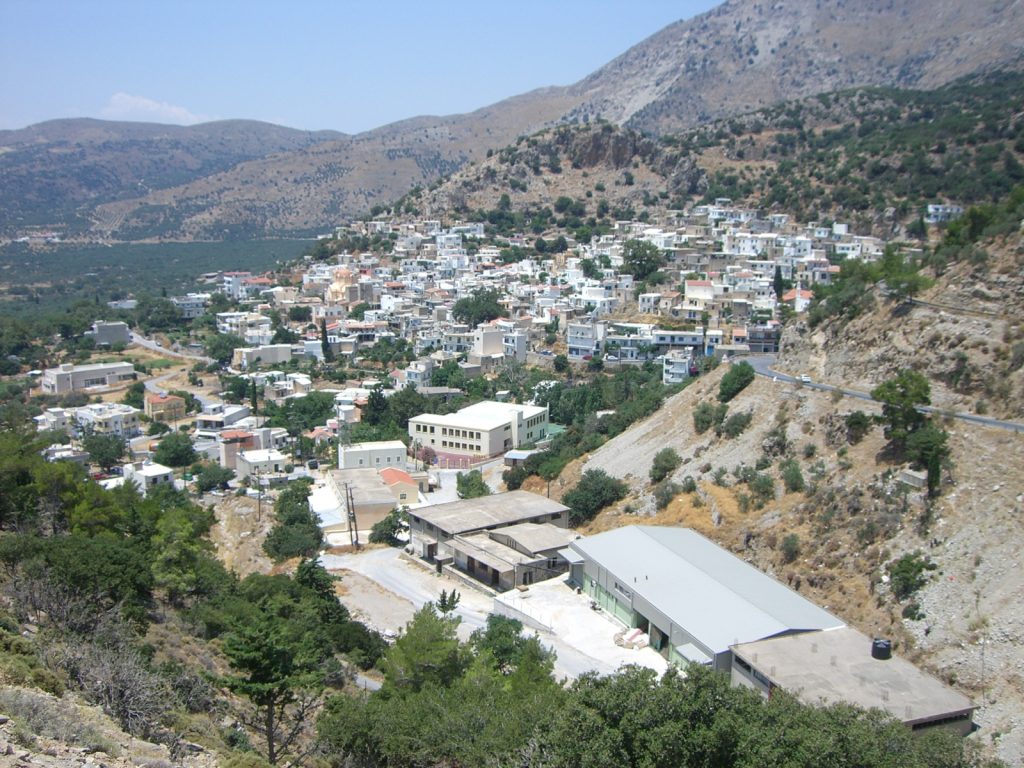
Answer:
1;0;1021;242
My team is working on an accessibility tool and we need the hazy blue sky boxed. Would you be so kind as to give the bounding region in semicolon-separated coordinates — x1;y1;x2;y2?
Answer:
1;1;718;133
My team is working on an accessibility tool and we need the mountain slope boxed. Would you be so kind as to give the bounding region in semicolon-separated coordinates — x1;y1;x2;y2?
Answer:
567;0;1024;135
3;0;1022;241
85;88;582;241
777;207;1024;419
0;119;343;233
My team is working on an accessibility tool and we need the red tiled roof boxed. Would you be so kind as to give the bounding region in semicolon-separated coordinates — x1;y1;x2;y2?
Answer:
379;467;414;485
220;430;254;441
146;393;185;404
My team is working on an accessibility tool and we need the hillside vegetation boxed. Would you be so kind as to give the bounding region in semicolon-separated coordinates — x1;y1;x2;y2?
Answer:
408;69;1024;240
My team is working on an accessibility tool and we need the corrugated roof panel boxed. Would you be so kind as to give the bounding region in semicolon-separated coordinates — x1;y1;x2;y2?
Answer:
570;526;843;654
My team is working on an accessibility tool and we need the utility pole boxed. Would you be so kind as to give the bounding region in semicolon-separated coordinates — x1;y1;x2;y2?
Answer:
345;482;359;550
255;467;262;522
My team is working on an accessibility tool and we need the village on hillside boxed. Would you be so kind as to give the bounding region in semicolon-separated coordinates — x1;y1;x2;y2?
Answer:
22;197;985;740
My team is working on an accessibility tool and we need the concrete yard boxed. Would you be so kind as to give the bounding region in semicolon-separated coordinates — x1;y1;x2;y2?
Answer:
320;546;667;681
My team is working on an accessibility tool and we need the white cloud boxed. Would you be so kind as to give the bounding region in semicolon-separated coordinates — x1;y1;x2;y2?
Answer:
101;92;211;125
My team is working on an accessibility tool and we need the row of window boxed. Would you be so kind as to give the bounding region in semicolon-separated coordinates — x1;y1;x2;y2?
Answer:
442;427;480;439
441;440;479;452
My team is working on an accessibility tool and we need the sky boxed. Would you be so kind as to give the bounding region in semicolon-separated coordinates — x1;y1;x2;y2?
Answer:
0;1;719;134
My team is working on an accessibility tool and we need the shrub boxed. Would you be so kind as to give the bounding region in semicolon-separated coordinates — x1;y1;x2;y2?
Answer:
653;481;681;510
502;465;528;491
780;459;806;493
456;470;491;499
888;552;937;601
368;507;407;547
780;533;801;563
845;411;872;443
649;448;682;483
716;411;753;439
0;690;118;748
263;478;322;561
680;476;697;494
748;473;775;506
718;361;755;402
563;469;628;526
693;401;728;434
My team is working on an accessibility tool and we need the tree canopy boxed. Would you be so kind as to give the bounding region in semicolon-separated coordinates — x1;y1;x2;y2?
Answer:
871;369;930;449
622;239;666;281
153;432;196;467
451;288;508;327
82;432;126;472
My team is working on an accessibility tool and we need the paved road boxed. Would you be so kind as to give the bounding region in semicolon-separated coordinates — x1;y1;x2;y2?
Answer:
130;331;213;365
142;369;218;410
746;355;1024;433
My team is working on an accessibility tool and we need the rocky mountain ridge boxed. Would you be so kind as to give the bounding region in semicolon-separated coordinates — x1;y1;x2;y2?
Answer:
3;0;1021;241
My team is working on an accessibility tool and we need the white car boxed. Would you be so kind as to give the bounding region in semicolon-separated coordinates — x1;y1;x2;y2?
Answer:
799;374;812;383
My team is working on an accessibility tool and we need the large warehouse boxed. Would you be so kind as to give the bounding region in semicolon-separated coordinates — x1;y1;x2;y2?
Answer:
565;526;844;671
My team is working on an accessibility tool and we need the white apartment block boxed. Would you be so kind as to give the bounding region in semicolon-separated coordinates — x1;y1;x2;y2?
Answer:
170;293;211;319
567;321;606;361
662;350;696;385
216;312;273;344
71;402;142;438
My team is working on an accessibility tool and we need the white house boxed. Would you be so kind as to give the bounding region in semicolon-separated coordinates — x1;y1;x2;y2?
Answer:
338;440;408;470
123;460;175;497
235;449;289;481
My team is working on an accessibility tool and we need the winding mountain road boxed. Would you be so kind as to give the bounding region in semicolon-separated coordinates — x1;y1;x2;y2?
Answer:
747;355;1024;433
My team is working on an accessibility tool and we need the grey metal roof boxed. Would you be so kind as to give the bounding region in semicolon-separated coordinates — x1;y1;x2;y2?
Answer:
411;490;568;535
732;627;974;725
569;526;843;654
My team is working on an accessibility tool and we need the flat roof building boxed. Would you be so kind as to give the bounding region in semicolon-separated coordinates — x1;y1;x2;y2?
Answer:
567;526;843;671
40;362;136;395
452;522;578;592
339;440;407;470
408;401;548;468
312;468;399;540
731;626;975;735
409;490;568;563
123;460;174;497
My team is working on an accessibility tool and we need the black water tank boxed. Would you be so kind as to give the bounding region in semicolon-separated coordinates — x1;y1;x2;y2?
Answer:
871;637;892;660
